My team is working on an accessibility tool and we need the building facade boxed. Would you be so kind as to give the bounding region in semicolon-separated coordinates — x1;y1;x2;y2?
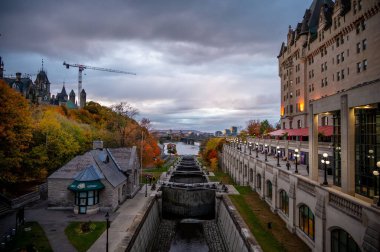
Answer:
48;140;140;214
222;0;380;251
278;0;380;131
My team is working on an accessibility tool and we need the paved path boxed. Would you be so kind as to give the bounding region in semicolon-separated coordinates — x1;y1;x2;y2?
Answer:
2;185;153;252
89;186;153;252
25;200;107;252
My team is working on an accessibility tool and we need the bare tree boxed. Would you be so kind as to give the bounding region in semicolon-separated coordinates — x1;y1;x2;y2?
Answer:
140;117;152;131
111;102;139;119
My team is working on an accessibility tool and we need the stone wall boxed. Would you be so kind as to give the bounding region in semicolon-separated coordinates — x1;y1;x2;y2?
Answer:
48;178;74;209
120;196;160;252
223;144;380;252
216;195;262;252
162;187;215;219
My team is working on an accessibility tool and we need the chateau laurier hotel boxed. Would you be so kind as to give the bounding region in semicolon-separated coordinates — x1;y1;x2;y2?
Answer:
222;0;380;251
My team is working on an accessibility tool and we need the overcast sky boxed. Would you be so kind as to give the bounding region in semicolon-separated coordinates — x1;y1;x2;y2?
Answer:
0;0;311;132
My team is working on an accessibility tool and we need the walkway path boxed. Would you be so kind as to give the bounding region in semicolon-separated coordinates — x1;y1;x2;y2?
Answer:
89;186;153;252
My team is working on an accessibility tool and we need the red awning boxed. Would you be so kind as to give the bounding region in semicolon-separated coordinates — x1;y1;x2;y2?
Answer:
268;126;333;137
268;129;287;136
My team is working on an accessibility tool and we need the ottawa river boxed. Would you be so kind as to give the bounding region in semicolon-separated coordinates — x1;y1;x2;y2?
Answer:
163;142;200;156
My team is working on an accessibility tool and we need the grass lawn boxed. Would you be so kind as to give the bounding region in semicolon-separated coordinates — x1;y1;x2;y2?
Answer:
141;156;178;183
6;221;52;252
210;167;310;252
65;221;106;252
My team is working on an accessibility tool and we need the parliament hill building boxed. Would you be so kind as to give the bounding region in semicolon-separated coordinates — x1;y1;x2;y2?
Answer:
222;1;380;251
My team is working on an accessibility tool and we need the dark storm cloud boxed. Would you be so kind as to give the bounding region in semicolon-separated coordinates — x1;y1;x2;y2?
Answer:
1;0;309;62
0;0;311;131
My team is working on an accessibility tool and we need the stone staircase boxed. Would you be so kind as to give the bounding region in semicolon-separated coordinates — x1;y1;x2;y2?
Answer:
0;201;11;216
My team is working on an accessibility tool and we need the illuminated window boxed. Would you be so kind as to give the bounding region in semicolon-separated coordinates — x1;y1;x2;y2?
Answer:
299;205;315;240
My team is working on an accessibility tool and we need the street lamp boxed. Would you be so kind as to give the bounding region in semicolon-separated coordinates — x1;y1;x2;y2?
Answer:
276;146;280;167
321;153;330;186
264;144;268;162
105;212;110;252
145;175;148;197
374;161;380;207
244;141;247;153
294;149;299;174
249;142;252;155
255;143;259;158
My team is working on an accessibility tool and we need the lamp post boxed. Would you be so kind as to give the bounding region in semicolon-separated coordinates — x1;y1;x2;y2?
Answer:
276;146;280;167
145;175;148;197
321;153;329;186
105;212;109;252
374;161;380;207
249;142;252;155
294;149;299;174
255;143;259;158
264;144;268;162
244;141;247;153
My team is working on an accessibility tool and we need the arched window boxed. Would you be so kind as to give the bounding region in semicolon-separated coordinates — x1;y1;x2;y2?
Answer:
299;204;315;240
279;190;289;216
331;228;361;252
266;180;272;199
249;169;253;183
256;174;261;190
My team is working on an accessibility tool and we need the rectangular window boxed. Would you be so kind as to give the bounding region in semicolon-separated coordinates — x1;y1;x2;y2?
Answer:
358;0;362;11
341;52;344;62
324;62;327;71
363;39;367;50
321;64;324;72
357;62;362;73
341;69;345;80
337;54;340;64
363;59;367;71
325;77;328;86
337;71;341;81
357;43;361;53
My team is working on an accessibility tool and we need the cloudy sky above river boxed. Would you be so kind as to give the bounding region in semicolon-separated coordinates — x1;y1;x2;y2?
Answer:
0;0;310;132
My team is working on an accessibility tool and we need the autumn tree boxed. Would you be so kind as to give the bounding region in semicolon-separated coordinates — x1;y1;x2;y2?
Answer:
246;119;261;137
0;80;33;183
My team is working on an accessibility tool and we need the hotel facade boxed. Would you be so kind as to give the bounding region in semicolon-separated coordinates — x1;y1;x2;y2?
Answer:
222;0;380;251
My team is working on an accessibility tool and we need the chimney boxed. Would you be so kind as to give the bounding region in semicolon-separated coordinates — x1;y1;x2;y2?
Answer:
93;140;104;150
16;72;22;81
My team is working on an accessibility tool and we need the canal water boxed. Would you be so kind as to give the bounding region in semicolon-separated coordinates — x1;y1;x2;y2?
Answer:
169;222;208;252
164;142;200;155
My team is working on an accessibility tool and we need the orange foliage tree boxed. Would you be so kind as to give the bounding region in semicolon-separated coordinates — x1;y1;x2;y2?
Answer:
0;80;33;183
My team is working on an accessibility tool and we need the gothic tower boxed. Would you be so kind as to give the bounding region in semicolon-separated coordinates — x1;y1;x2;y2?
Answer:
80;89;86;108
69;89;75;104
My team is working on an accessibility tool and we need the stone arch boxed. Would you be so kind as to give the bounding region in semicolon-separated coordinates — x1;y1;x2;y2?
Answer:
328;226;361;252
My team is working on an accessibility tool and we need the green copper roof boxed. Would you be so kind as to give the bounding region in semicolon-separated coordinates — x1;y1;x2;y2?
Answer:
68;180;104;192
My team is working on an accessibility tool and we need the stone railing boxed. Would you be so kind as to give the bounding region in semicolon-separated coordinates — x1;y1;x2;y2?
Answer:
278;170;290;183
328;192;363;220
297;178;316;196
265;165;273;174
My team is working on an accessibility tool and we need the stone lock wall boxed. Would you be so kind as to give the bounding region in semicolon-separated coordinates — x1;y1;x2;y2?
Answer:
162;187;215;219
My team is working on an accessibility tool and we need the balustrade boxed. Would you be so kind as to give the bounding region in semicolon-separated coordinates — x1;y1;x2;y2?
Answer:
329;192;363;220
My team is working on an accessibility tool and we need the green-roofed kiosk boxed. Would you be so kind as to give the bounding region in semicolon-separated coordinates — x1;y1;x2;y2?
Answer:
68;165;105;214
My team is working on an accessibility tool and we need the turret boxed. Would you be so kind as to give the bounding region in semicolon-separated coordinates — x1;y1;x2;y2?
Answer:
80;89;86;108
